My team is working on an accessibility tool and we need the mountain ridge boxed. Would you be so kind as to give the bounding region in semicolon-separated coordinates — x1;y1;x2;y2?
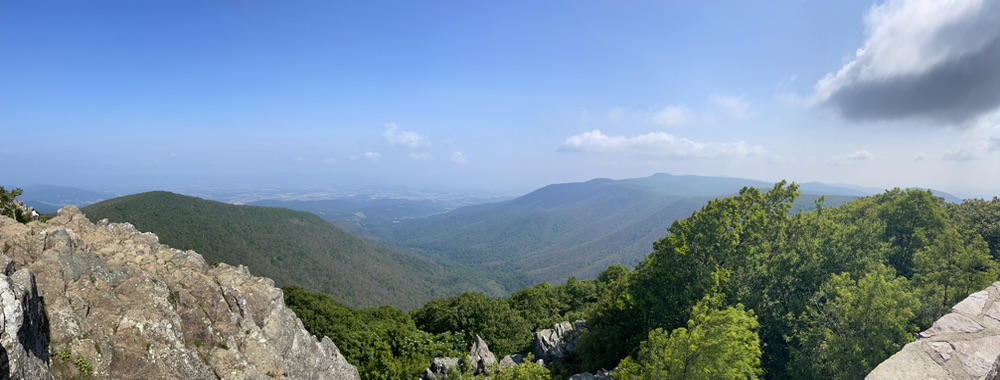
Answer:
81;191;498;309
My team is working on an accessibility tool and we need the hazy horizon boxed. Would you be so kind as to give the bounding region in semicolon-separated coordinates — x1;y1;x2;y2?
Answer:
4;1;1000;199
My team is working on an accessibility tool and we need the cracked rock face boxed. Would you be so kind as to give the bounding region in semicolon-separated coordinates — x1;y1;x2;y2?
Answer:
533;320;585;363
0;207;360;380
867;282;1000;380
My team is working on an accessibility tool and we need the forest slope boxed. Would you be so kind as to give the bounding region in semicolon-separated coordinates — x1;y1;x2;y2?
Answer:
369;174;861;289
82;191;497;309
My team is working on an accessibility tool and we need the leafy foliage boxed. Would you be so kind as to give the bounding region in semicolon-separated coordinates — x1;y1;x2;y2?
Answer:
412;292;532;356
616;294;761;380
284;286;464;380
0;186;34;223
578;185;996;379
788;265;918;379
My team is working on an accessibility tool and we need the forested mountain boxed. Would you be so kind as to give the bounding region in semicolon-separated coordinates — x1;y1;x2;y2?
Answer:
285;184;1000;380
81;191;499;309
367;174;864;290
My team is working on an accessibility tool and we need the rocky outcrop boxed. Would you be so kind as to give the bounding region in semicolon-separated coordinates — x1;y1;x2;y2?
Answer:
568;369;614;380
0;263;52;379
499;354;523;368
422;357;461;380
0;207;360;379
533;320;585;363
867;281;1000;380
467;335;497;375
422;335;499;379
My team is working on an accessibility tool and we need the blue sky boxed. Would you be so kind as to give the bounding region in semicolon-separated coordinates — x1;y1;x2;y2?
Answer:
3;1;1000;197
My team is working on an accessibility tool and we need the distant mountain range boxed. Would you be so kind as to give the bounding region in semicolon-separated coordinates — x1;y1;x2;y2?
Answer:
362;173;961;289
81;191;503;309
18;184;116;214
25;174;965;299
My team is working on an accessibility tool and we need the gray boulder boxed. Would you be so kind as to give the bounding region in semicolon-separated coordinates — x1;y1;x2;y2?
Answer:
422;357;461;380
0;206;361;379
467;334;498;375
0;265;53;379
533;320;586;363
499;354;524;368
569;369;615;380
867;282;1000;379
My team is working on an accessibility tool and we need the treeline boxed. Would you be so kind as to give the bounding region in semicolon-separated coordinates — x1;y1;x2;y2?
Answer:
288;183;1000;379
285;270;624;379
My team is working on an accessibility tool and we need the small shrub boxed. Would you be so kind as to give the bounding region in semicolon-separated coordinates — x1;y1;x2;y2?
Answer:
75;356;94;378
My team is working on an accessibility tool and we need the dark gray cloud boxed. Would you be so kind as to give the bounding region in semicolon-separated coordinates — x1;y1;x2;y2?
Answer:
813;0;1000;125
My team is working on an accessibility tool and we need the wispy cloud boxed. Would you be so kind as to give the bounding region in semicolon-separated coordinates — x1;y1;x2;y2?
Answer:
363;151;382;160
652;105;692;127
913;152;926;161
450;151;468;164
812;0;1000;125
383;123;429;148
559;129;768;159
710;94;749;119
828;150;873;166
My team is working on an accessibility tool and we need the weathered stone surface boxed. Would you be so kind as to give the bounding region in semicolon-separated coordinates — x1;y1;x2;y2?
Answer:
499;354;523;368
422;357;460;380
533;320;585;363
868;281;1000;380
0;267;53;379
0;207;360;379
467;334;497;375
569;369;614;380
918;313;985;338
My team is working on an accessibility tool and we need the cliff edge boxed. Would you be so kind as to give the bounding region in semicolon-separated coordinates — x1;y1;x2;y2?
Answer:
0;206;360;379
867;281;1000;380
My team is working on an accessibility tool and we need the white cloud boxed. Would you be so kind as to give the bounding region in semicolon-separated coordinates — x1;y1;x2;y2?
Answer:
944;126;1000;160
294;156;306;162
944;141;992;161
652;105;692;127
559;129;768;159
828;150;873;166
812;0;1000;124
913;152;926;161
710;94;749;119
363;151;382;160
383;123;429;148
450;151;468;164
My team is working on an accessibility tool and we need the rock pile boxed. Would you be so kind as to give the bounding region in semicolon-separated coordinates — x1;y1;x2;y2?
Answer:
867;281;1000;379
423;334;499;379
0;207;360;379
533;320;585;363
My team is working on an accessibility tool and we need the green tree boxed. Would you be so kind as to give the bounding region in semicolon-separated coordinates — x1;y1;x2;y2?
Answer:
616;294;762;380
284;287;463;380
412;292;531;355
0;186;32;223
875;189;949;278
579;182;797;372
492;360;552;380
949;197;1000;261
912;227;1000;325
788;265;918;379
